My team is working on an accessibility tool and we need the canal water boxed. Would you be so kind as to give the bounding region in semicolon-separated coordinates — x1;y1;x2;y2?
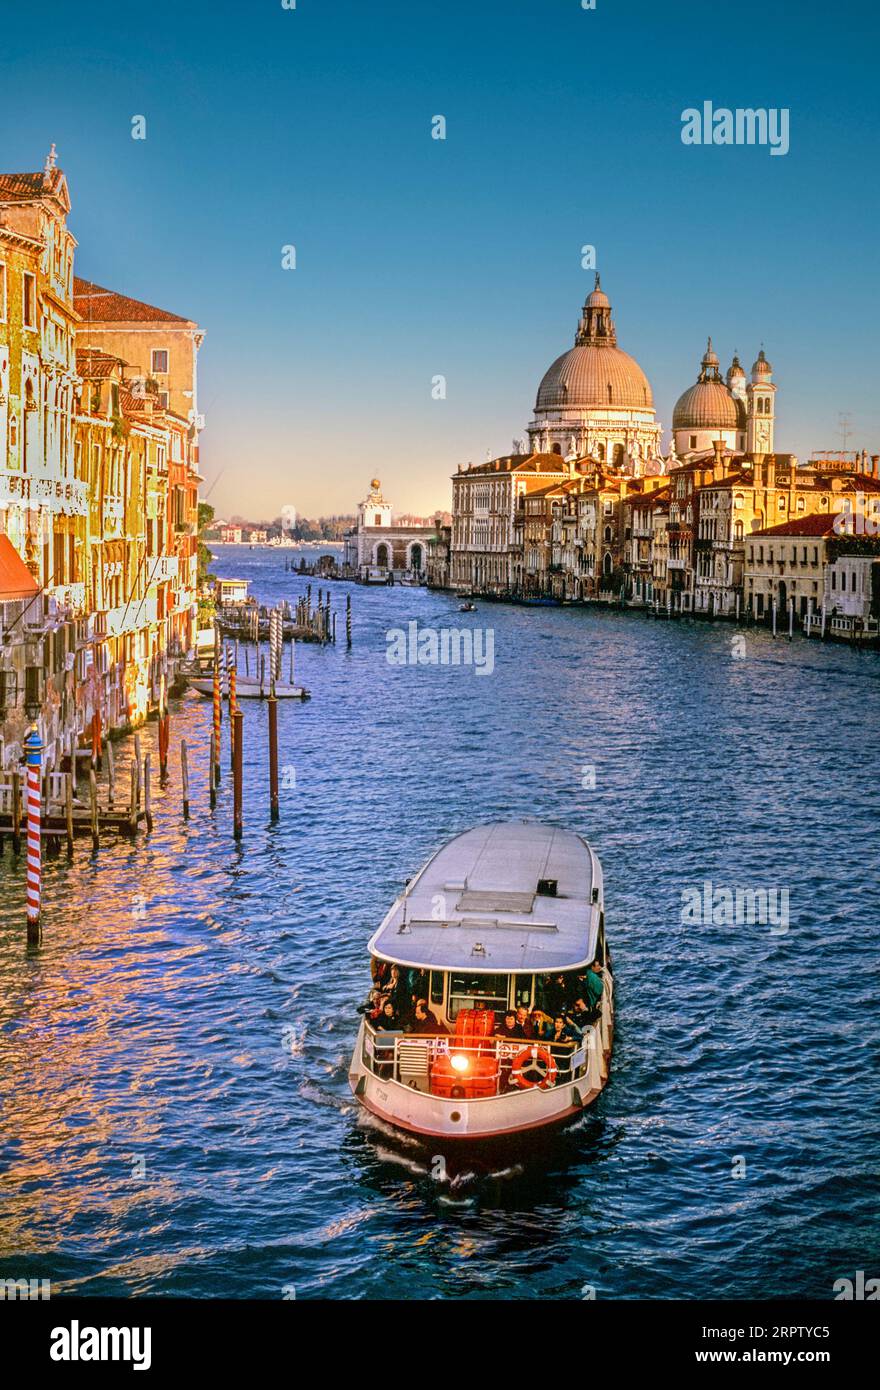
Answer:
1;545;878;1300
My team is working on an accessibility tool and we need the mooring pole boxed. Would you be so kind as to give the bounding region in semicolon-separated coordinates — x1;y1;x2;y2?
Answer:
229;663;238;770
346;593;352;648
65;772;74;859
209;733;217;810
181;739;190;819
12;768;22;856
212;659;222;785
143;753;153;832
233;710;244;840
24;726;42;945
89;769;99;853
268;695;279;822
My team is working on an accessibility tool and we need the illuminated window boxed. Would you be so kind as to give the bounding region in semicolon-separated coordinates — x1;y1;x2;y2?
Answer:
151;349;169;374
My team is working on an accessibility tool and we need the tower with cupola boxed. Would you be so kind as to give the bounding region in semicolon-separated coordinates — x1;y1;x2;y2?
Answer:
746;349;775;454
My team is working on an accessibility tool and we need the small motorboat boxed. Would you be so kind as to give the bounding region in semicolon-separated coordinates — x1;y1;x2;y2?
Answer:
348;821;613;1141
458;601;477;612
188;675;310;700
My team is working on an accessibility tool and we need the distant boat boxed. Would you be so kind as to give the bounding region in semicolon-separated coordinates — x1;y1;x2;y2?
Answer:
458;601;476;612
188;676;310;701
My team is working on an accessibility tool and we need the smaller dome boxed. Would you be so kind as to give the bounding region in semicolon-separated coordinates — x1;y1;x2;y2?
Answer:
586;286;610;308
727;353;746;382
751;349;772;378
673;381;746;431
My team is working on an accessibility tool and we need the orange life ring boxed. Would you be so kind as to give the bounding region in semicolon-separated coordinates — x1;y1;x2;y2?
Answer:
510;1045;558;1090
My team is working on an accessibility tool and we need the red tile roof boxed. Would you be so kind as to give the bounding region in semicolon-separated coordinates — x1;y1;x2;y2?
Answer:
74;276;191;324
76;348;127;378
0;170;66;203
752;514;840;538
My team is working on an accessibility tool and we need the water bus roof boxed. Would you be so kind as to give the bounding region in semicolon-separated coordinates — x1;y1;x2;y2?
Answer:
368;821;602;974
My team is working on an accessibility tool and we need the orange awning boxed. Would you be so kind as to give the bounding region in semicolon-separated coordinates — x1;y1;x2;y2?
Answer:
0;535;40;600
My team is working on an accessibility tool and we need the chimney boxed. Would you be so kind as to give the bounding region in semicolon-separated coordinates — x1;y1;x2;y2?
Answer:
712;438;725;481
753;452;765;488
766;455;776;489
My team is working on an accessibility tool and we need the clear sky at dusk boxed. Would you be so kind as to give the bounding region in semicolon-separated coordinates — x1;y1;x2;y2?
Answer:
3;0;878;520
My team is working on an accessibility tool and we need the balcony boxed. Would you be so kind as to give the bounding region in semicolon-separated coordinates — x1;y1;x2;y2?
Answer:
103;495;125;535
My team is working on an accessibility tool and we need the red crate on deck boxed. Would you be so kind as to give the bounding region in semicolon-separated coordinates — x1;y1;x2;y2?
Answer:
429;1051;498;1099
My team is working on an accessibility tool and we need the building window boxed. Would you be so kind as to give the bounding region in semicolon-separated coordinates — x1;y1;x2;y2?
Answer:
158;391;169;409
23;272;36;328
151;349;169;374
0;263;6;321
689;435;697;449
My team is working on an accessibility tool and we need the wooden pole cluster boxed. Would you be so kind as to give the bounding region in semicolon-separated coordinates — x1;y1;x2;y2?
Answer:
346;593;352;648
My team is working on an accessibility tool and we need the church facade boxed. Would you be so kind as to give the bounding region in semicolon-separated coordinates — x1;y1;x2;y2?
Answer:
343;478;438;581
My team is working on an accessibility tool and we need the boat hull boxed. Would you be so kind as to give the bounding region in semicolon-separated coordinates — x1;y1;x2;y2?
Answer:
189;677;309;700
348;1019;612;1142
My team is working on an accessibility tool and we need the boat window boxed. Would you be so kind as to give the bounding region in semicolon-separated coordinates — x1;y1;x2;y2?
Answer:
514;975;533;1009
448;972;509;1021
429;971;444;1006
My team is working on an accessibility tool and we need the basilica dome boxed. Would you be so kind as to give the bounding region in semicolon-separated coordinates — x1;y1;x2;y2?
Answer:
534;276;654;412
536;344;654;411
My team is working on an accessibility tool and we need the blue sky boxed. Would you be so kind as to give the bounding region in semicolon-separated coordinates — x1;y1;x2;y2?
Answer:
3;0;878;519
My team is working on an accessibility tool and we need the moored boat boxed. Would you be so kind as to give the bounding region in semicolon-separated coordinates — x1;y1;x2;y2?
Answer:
188;675;310;700
348;821;613;1141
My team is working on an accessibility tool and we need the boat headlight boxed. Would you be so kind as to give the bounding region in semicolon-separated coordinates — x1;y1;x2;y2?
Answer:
449;1053;469;1074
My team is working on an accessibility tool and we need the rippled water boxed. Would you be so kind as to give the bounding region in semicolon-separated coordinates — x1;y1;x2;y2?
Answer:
1;546;879;1300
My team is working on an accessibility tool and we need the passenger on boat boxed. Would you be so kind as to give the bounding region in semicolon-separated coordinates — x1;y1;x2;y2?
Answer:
356;987;386;1021
582;960;604;1012
525;1009;553;1041
539;973;570;1016
406;1000;448;1035
498;1011;525;1040
550;1014;582;1046
374;1000;401;1031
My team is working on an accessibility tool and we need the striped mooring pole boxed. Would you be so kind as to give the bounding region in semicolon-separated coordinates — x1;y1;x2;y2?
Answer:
212;657;222;785
24;725;42;945
229;662;238;769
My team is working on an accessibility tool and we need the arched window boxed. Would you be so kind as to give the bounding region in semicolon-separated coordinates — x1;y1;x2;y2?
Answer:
376;543;390;569
410;543;423;572
551;442;562;455
734;520;744;541
612;444;624;467
596;444;605;462
604;525;613;543
603;552;613;576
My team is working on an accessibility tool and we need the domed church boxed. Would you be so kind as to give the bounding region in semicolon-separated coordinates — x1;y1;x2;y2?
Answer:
672;340;775;458
527;275;662;471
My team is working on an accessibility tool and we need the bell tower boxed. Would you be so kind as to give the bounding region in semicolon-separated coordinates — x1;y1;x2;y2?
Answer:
746;350;776;455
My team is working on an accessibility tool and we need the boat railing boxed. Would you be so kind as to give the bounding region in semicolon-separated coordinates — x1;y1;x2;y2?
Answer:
362;1023;600;1097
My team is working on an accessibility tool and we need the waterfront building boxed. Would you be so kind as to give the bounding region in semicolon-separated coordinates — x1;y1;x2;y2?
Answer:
527;275;663;468
450;453;570;594
0;150;88;764
343;478;441;583
627;484;671;606
73;276;205;437
0;150;204;770
744;512;880;638
425;521;451;590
